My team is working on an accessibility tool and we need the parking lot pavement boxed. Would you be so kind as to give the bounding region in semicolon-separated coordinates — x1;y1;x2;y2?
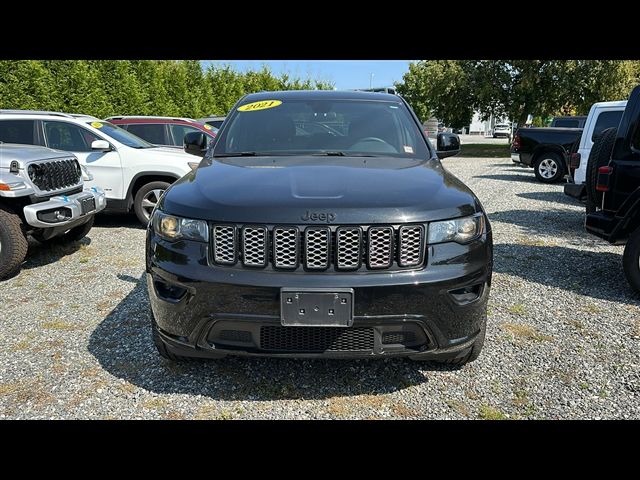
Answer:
1;156;638;419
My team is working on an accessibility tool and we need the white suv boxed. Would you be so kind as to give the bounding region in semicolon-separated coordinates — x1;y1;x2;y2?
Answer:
0;110;201;224
493;124;511;138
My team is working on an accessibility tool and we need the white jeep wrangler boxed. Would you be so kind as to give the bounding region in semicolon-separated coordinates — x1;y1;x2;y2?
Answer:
0;144;106;279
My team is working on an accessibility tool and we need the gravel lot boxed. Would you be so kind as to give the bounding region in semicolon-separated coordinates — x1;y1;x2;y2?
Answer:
1;155;639;419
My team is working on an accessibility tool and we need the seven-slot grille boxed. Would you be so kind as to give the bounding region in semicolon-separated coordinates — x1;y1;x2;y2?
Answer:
211;223;426;272
27;159;82;192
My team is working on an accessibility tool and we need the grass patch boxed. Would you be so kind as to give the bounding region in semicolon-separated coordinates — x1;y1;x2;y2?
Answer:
141;398;168;410
515;236;557;247
42;320;77;330
392;402;418;418
507;304;527;316
458;143;510;158
502;323;553;342
582;303;601;314
478;404;507;420
512;389;529;407
446;399;471;417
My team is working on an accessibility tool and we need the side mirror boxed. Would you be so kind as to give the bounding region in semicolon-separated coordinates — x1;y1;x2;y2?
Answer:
436;132;460;159
91;140;111;152
184;132;208;157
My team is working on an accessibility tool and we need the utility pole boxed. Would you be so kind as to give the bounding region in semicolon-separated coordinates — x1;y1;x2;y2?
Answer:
369;73;374;89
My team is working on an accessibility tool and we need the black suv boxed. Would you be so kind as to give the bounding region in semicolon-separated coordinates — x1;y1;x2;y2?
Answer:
146;90;493;364
585;85;640;292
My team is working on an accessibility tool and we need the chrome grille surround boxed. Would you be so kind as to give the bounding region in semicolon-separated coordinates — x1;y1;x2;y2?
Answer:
212;225;237;265
241;226;268;267
304;227;330;270
336;227;362;270
367;226;394;269
273;226;299;269
399;225;425;267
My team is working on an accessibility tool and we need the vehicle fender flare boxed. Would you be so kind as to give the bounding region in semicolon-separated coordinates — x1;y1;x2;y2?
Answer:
125;171;181;210
531;144;568;164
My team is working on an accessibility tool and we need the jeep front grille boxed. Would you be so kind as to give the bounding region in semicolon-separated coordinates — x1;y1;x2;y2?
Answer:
242;226;268;267
398;225;425;267
210;223;427;272
27;159;82;192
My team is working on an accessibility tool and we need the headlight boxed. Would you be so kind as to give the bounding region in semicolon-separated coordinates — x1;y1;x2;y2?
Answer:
80;164;94;181
427;214;484;244
152;210;209;242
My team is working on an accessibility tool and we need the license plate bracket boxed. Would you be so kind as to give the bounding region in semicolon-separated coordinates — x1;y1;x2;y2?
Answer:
280;288;354;327
80;196;96;215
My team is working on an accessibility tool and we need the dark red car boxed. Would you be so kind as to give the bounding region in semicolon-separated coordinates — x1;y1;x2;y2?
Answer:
106;116;218;148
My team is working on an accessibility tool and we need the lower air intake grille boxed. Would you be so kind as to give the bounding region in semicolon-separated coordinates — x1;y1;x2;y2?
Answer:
260;326;374;352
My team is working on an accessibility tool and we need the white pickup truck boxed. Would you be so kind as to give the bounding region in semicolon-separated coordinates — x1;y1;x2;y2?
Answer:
564;100;627;201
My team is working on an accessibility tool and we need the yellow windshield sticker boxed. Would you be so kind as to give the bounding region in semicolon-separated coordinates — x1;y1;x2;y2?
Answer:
91;122;103;129
203;124;212;130
237;100;282;112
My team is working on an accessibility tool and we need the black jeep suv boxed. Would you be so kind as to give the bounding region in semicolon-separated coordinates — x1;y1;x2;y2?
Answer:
146;90;493;364
585;85;640;293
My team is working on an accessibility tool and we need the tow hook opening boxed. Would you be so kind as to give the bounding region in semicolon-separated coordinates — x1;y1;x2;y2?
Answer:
449;283;484;304
36;207;72;223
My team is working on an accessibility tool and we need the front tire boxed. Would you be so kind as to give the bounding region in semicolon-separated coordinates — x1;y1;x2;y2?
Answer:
134;181;170;225
623;227;640;293
534;152;565;183
0;206;29;280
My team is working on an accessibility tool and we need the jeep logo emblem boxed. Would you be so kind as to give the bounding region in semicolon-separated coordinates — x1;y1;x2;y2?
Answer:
301;210;336;223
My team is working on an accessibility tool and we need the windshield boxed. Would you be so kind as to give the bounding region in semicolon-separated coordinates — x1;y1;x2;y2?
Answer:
87;121;154;149
213;98;430;158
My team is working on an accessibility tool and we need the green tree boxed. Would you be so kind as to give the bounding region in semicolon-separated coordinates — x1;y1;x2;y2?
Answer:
397;60;640;127
395;60;474;128
0;60;59;111
0;60;334;119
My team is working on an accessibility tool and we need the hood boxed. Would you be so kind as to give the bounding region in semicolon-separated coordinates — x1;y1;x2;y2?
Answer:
134;146;196;162
160;156;480;224
0;144;72;168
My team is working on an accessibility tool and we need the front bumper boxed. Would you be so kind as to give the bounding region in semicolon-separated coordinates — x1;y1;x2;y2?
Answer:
146;228;493;359
23;187;106;229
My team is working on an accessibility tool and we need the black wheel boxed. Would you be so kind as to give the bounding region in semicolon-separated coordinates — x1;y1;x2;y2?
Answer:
533;152;565;183
585;127;617;214
0;206;28;280
134;181;170;225
151;316;191;362
34;216;95;244
623;227;640;293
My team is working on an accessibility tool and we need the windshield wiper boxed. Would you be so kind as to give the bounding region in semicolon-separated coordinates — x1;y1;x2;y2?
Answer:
213;151;257;157
312;151;346;156
312;151;380;157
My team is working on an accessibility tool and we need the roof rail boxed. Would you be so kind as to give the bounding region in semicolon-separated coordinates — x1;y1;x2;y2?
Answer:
69;114;100;120
354;87;398;95
104;115;197;122
0;109;75;118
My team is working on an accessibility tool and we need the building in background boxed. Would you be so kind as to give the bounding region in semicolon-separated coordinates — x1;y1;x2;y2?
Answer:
467;111;511;136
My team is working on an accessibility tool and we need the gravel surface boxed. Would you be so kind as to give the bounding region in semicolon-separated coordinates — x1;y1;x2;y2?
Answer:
1;156;639;419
